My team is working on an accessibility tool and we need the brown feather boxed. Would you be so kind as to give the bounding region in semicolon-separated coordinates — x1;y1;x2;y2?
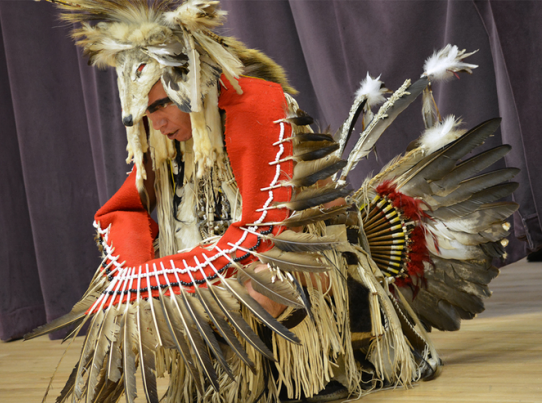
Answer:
180;290;235;380
159;291;204;394
175;289;220;392
123;304;138;403
236;263;304;308
193;285;256;372
74;309;105;399
263;230;343;253
289;156;347;188
222;278;300;344
203;285;276;361
256;247;329;273
87;308;120;402
276;205;349;228
277;182;351;211
137;301;159;403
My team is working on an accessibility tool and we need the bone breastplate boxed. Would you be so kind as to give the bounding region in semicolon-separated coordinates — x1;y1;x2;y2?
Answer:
171;142;241;252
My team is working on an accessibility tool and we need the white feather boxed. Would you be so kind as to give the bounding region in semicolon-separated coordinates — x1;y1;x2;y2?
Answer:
354;73;387;108
425;232;486;260
419;115;467;154
423;44;478;81
146;42;187;67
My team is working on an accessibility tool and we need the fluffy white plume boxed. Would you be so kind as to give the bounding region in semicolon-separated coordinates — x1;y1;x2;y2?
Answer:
164;0;227;31
423;45;478;81
419;115;467;154
355;73;388;108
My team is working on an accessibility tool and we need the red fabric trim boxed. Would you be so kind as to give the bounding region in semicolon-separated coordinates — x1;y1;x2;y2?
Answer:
93;76;293;309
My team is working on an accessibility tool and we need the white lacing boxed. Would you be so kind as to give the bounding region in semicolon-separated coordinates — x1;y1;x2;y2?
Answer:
94;122;290;304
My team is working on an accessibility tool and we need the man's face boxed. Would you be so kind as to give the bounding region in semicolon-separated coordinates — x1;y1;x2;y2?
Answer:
146;81;192;142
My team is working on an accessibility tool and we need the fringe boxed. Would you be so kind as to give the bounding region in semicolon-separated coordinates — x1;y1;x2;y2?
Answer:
356;256;417;387
155;161;177;257
127;122;149;194
269;223;361;400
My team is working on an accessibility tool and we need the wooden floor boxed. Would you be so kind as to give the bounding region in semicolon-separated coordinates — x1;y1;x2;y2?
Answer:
1;258;541;403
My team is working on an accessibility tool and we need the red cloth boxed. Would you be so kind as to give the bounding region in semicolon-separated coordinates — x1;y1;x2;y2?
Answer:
94;76;293;307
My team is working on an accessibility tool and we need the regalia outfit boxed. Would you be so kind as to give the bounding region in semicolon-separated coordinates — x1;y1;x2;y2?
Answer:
28;1;519;403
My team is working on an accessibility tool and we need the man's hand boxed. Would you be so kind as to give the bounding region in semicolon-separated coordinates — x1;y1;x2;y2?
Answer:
244;264;288;318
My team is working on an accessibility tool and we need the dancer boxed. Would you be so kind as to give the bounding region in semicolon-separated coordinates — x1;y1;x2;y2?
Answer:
28;1;518;402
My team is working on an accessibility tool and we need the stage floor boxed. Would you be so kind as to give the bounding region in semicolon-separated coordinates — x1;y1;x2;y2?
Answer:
1;258;541;403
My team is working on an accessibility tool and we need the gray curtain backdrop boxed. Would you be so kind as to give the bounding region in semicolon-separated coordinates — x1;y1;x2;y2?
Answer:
1;0;540;341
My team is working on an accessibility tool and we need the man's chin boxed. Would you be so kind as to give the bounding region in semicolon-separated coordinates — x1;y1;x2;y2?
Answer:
166;130;179;140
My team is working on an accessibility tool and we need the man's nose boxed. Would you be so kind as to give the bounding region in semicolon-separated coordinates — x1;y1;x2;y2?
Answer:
122;115;133;127
151;116;167;131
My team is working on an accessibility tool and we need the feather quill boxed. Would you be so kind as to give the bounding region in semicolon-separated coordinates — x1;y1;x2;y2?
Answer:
292;275;314;323
192;288;256;372
340;77;428;181
401;287;461;331
122;304;138;403
293;141;339;162
430;145;512;196
236;263;304;308
278;109;314;126
399;118;502;196
430;255;499;285
433;263;488;295
24;287;103;340
106;308;123;383
55;362;79;403
276;205;349;228
421;85;440;129
86;308;120;403
431;182;518;220
290;156;347;188
203;285;275;360
179;289;234;380
137;301;159;403
175;290;220;392
444;201;518;233
74;309;105;399
277;182;351;211
295;132;334;143
335;98;366;159
158;290;203;394
429;220;510;246
255;247;329;273
265;230;343;253
430;168;520;207
220;278;300;344
149;297;176;349
425;278;485;315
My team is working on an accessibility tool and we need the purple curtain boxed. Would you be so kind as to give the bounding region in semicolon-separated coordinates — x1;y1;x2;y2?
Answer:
1;0;540;341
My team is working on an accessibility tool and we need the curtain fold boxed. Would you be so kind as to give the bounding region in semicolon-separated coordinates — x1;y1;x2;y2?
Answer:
474;1;542;252
0;0;539;341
